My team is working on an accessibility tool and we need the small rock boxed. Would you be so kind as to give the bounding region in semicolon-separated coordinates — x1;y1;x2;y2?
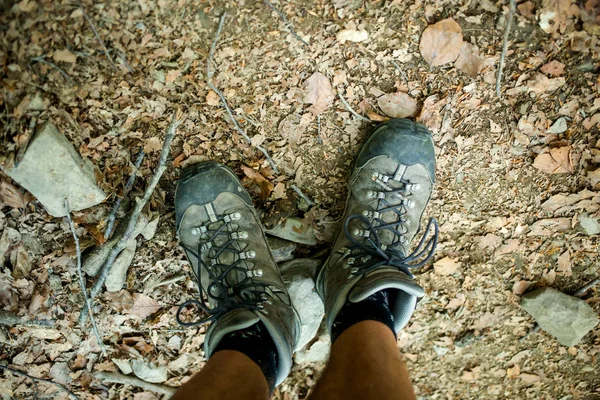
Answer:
113;359;133;375
521;287;599;346
294;334;330;364
579;214;600;235
5;122;106;217
49;362;72;384
266;237;296;263
105;238;137;292
280;259;324;351
546;117;568;134
131;359;168;383
0;227;21;268
265;217;318;245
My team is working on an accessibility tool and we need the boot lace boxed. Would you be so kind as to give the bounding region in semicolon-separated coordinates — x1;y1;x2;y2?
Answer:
343;170;439;278
176;211;270;327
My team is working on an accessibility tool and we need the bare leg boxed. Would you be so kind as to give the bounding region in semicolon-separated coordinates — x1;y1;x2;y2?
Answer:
172;350;269;400
308;321;416;400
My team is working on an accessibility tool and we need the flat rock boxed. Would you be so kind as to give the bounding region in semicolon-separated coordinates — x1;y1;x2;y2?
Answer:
5;122;106;217
266;236;296;263
265;217;318;245
280;259;324;351
521;287;598;346
294;334;330;364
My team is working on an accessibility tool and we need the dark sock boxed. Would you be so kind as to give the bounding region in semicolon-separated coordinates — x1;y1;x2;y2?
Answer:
331;289;396;343
213;321;278;390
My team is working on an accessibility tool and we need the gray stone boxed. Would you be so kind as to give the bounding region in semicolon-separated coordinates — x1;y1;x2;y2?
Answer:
266;236;296;263
265;217;318;245
294;334;330;364
521;287;599;346
546;117;568;134
5;122;106;217
280;259;324;351
579;214;600;235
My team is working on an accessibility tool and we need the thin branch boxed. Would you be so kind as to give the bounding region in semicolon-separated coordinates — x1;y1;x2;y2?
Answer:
291;185;314;206
263;0;309;47
207;13;279;174
80;111;183;324
0;364;78;399
574;278;600;297
30;56;73;83
104;149;145;240
338;90;372;123
65;199;107;356
0;310;54;328
94;372;176;396
79;2;118;70
495;0;517;98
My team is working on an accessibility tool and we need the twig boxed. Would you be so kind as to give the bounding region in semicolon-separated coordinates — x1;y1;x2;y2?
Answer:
207;14;279;174
291;185;314;206
0;311;54;328
30;56;73;83
80;111;183;324
65;199;107;356
390;60;409;82
338;91;372;123
263;0;309;47
79;2;118;70
0;364;78;399
94;372;176;396
495;0;517;98
574;278;600;297
104;149;145;240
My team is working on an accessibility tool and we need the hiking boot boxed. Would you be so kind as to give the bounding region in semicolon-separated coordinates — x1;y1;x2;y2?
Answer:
317;119;438;333
175;162;300;386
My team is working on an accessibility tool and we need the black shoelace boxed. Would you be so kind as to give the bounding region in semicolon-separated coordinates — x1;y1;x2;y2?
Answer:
176;220;269;327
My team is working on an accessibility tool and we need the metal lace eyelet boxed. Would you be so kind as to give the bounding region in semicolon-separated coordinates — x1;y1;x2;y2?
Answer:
191;226;207;235
350;267;359;274
240;250;256;260
231;231;248;240
201;242;213;251
224;212;242;223
347;257;355;265
246;268;263;278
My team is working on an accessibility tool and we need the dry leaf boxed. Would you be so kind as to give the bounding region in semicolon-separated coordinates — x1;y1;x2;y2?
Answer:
512;280;532;295
271;182;287;200
129;293;161;319
53;49;77;64
336;29;369;43
206;90;220;106
433;256;460;275
528;218;571;236
454;42;483;77
377;92;418;118
419;18;464;67
507;364;521;379
520;373;541;384
533;146;573;174
241;165;274;202
303;72;334;115
586;168;600;187
0;180;25;208
366;112;390;122
144;137;163;154
557;251;572;275
526;73;566;94
540;60;566;76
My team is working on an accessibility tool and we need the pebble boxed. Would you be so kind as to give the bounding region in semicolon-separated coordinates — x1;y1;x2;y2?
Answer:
265;217;318;245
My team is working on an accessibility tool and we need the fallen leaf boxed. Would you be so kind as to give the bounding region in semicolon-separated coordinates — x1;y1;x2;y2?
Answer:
377;92;418;118
528;218;571;236
454;42;483;77
557;251;572;275
433;256;460;275
241;165;274;202
144;137;163;154
129;293;161;319
507;364;521;379
206;90;220;106
586;168;600;187
540;60;566;76
419;18;463;67
526;73;566;94
533;146;573;174
520;373;541;383
336;29;369;43
271;182;287;200
131;359;167;383
53;49;77;64
0;180;25;208
512;280;532;295
366;112;390;122
303;72;334;115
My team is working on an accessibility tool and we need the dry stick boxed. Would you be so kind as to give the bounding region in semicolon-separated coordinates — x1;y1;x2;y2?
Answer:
31;56;73;83
65;199;107;356
574;277;600;297
495;0;517;98
338;91;372;123
0;310;54;327
94;372;176;396
0;364;78;400
263;0;309;47
104;149;145;240
80;112;182;324
79;2;118;70
207;14;279;174
291;184;314;206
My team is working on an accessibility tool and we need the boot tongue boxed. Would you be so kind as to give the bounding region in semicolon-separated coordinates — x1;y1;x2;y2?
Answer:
348;267;425;303
204;308;260;357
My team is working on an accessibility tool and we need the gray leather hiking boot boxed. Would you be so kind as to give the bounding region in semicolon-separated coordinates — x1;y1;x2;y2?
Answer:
175;162;300;386
317;119;438;333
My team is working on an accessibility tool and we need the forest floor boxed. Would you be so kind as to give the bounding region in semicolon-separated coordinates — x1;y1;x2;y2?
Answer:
1;0;600;399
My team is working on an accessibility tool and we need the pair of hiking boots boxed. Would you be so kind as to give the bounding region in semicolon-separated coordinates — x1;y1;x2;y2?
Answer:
174;119;438;385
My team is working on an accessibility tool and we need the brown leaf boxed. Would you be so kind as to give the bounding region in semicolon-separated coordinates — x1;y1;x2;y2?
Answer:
303;72;334;115
526;73;566;94
241;166;274;202
433;256;460;275
53;49;77;64
533;146;573;174
377;92;418;118
540;60;565;77
419;18;464;67
557;251;572;275
0;180;25;208
454;42;483;77
366;112;390;122
507;364;521;379
206;90;220;106
586;168;600;187
512;280;532;295
528;218;571;236
129;293;161;319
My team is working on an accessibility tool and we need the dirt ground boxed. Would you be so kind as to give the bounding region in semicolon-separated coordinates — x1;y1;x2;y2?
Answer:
1;0;600;399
